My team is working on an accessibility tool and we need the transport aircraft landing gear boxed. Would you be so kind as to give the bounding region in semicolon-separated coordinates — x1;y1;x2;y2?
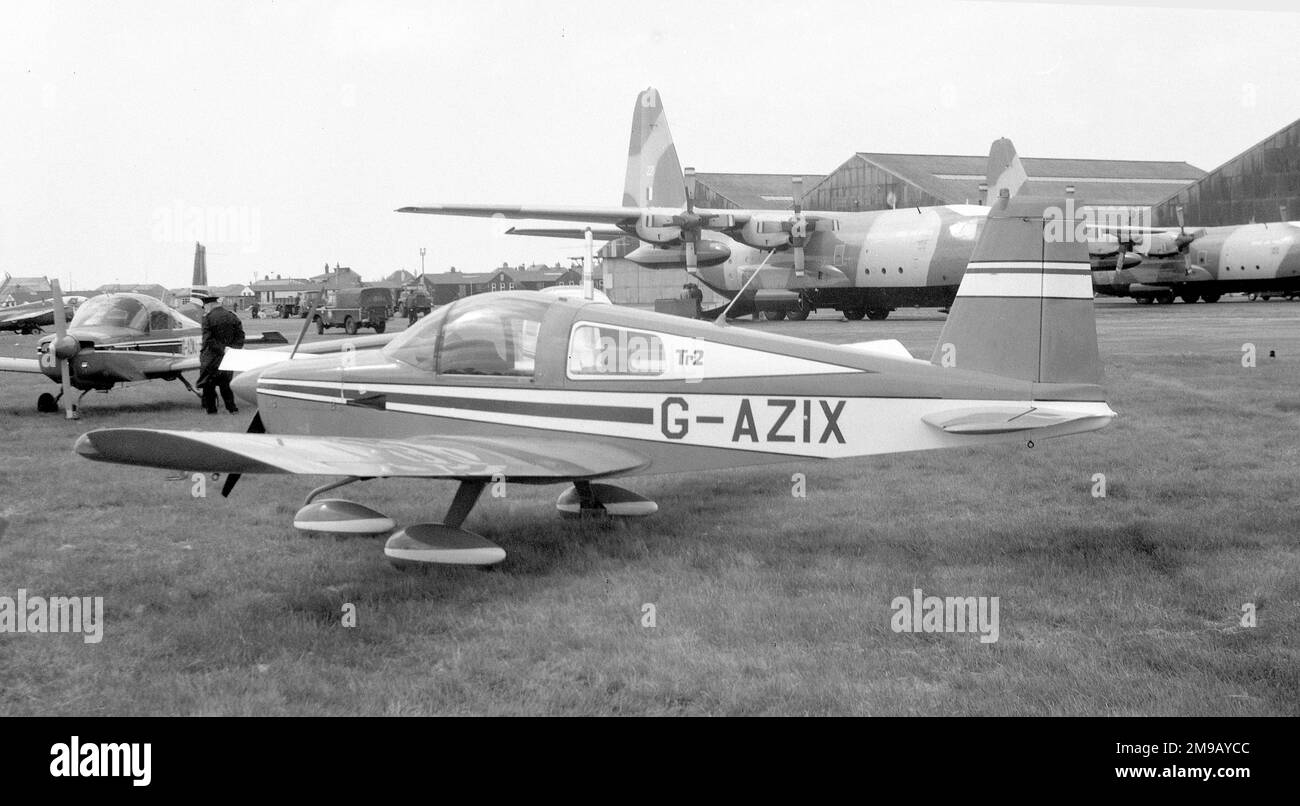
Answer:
866;309;890;320
37;392;58;413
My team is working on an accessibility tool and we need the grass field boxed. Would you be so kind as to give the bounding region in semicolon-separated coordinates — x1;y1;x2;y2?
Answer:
1;298;1297;715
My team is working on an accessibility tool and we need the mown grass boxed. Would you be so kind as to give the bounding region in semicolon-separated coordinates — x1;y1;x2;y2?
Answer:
1;301;1297;715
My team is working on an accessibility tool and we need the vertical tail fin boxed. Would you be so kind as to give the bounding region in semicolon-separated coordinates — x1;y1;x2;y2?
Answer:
984;137;1027;204
933;191;1102;386
622;87;686;209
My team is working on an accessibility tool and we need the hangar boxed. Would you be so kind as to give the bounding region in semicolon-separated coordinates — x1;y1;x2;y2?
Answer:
1153;117;1300;227
803;152;1205;220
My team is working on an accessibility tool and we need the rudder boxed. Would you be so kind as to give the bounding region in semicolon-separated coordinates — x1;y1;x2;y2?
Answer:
622;87;686;209
932;191;1101;386
984;137;1027;204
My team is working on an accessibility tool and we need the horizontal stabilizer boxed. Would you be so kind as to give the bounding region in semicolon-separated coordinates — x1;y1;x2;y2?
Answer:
842;339;925;363
74;428;650;480
922;405;1113;435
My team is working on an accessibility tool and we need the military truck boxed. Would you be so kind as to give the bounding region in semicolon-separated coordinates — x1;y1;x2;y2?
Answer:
313;287;391;334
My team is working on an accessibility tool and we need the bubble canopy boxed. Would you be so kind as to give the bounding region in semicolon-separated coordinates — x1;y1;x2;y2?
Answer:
384;293;553;376
70;293;200;334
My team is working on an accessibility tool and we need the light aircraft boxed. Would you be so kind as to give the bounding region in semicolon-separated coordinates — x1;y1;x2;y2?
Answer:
0;298;74;335
75;191;1115;567
0;281;286;417
403;87;1142;321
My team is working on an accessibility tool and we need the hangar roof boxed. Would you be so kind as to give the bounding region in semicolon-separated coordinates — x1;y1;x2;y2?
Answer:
846;152;1205;207
693;173;827;209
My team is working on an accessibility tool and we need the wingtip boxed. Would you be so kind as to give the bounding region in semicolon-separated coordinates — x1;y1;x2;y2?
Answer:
73;432;100;460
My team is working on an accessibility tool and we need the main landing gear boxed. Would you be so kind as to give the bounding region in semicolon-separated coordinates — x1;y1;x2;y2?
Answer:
36;388;89;415
289;478;657;568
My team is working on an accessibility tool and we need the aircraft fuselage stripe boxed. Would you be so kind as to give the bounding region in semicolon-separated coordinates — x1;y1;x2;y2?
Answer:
260;384;656;424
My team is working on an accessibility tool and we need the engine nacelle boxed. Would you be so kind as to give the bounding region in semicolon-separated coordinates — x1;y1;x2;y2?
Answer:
739;217;792;250
625;240;731;268
1142;233;1180;258
634;214;683;245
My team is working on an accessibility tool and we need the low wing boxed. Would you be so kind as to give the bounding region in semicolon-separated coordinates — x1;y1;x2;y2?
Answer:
74;428;650;481
0;356;42;373
139;354;200;376
0;304;53;327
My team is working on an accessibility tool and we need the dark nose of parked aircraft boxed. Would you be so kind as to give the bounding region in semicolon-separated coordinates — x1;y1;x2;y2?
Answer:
231;367;262;405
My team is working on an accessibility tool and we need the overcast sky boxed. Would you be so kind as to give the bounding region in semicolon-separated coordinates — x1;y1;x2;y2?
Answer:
2;0;1298;291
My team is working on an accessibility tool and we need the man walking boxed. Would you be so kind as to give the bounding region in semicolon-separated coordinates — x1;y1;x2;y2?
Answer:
196;293;244;414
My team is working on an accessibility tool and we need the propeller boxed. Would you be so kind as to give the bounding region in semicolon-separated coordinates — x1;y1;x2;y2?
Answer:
48;279;79;420
682;167;699;273
1114;213;1141;271
1174;205;1196;251
787;176;807;273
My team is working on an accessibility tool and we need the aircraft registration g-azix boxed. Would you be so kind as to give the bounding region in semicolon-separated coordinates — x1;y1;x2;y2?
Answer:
74;190;1116;568
0;281;286;417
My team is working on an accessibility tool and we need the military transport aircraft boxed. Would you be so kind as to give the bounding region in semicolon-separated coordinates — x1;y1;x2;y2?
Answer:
403;87;1142;321
75;191;1115;568
1088;209;1300;304
0;281;285;417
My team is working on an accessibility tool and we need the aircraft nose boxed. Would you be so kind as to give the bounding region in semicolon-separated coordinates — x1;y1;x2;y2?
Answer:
231;367;262;405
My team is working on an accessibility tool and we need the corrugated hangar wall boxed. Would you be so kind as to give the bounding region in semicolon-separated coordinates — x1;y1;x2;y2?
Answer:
1154;118;1300;227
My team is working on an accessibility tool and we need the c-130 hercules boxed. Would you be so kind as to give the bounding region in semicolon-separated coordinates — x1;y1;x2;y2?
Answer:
400;87;1144;321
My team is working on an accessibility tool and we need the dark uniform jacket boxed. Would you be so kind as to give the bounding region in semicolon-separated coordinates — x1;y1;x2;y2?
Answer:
199;306;246;372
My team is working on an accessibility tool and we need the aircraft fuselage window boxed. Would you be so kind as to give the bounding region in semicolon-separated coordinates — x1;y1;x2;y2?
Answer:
567;324;666;378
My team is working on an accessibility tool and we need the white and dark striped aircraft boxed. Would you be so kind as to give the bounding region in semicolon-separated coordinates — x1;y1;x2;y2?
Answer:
75;191;1115;567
